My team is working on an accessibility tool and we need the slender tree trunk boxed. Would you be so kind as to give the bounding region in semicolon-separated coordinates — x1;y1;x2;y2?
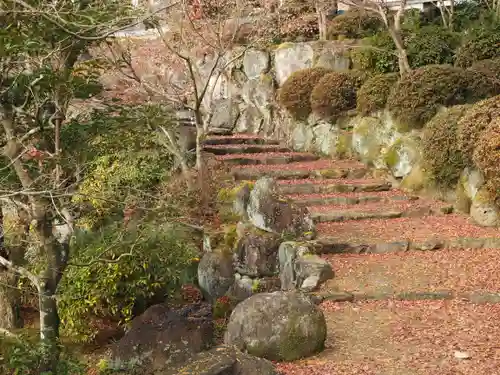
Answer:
315;1;327;40
38;279;61;372
389;28;411;76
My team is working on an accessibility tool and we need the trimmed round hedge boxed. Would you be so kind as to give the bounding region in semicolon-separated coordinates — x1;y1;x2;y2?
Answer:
422;105;469;188
469;57;500;78
356;73;399;115
387;64;497;130
473;118;500;204
278;67;332;120
310;71;366;119
457;95;500;167
455;26;500;68
327;9;382;40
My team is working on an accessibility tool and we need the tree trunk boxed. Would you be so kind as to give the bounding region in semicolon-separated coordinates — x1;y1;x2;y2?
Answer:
0;273;22;330
316;1;327;40
38;280;61;372
389;28;411;76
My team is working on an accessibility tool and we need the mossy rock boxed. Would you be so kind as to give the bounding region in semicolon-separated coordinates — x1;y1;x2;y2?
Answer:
400;165;430;192
454;181;472;214
217;181;255;203
352;116;384;164
383;135;421;178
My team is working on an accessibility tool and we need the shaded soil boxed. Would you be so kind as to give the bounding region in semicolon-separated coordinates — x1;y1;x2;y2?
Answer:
276;300;500;375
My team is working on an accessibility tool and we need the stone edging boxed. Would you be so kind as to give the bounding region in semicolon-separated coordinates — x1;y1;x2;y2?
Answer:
312;290;500;304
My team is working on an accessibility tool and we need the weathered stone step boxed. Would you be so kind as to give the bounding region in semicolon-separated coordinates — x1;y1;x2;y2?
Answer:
277;178;392;195
204;134;279;146
308;199;451;223
320;248;500;298
204;144;290;155
231;159;369;181
289;190;419;206
312;215;500;254
215;152;319;165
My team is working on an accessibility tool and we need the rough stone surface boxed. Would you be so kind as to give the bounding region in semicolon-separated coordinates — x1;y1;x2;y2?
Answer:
235;229;281;277
274;43;314;85
295;255;335;292
165;345;278;375
233;183;251;219
247;177;315;237
243;49;270;79
198;251;235;302
109;304;213;372
209;98;240;131
224;291;327;361
470;187;500;227
461;167;485;200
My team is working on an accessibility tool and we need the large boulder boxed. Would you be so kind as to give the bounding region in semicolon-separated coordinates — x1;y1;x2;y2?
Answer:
243;49;270;79
246;177;315;238
165;345;278;375
198;250;235;302
109;303;213;372
235;227;281;277
470;187;500;227
209;98;240;133
224;291;327;361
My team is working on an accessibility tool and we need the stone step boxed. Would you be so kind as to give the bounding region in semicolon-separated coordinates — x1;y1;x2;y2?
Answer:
308;199;451;223
293;300;500;375
231;159;369;181
215;152;319;166
312;215;500;254
288;190;419;206
320;248;500;298
276;178;392;195
204;144;290;155
204;134;279;146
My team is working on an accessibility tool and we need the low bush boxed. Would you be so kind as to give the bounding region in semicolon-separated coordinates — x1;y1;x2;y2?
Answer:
469;57;500;84
356;73;399;115
351;31;398;74
310;71;364;119
422;105;469;188
455;25;500;68
58;223;199;342
327;9;382;40
405;25;460;68
387;65;495;130
473;118;500;203
278;67;332;120
457;95;500;166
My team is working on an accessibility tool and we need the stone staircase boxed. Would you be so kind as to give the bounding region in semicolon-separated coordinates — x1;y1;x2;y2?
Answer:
203;132;500;373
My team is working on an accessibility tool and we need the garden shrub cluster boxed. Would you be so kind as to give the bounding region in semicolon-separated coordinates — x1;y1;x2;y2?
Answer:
387;65;495;130
356;73;399;115
473;117;500;203
421;105;469;188
278;67;332;120
327;9;381;40
351;31;398;74
310;71;366;119
457;95;500;166
455;25;500;68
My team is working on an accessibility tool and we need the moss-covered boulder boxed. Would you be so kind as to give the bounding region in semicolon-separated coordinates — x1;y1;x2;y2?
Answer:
400;164;430;192
224;291;327;361
470;187;500;227
383;135;421;178
198;250;235;302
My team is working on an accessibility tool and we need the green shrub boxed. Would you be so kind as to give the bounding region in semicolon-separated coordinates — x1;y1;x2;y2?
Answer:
422;105;469;188
356;73;399;115
387;65;494;130
473;118;500;203
58;223;199;342
455;25;500;68
457;95;500;166
351;31;398;74
327;9;382;39
310;71;363;119
405;25;460;68
278;67;332;120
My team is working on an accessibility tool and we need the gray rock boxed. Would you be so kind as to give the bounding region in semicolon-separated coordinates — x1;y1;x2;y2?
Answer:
198;251;235;302
470;187;500;227
235;228;281;277
278;242;299;291
295;255;334;292
165;345;278;375
314;49;350;71
233;183;251;219
109;304;213;372
209;98;240;131
274;43;314;86
224;291;327;361
247;177;315;237
243;49;270;79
